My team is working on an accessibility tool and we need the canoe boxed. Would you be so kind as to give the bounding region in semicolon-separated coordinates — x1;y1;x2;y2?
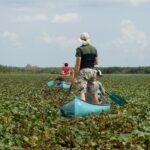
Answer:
57;82;71;89
47;80;71;89
57;96;110;118
47;81;54;86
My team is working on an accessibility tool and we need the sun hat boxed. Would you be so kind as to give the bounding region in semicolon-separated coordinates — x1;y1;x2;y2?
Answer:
78;32;90;45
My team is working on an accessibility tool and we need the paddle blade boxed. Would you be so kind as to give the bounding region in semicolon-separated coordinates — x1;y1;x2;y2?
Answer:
108;93;127;106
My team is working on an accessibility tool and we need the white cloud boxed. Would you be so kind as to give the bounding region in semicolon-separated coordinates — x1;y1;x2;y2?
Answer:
37;32;77;48
14;14;49;23
128;0;150;6
79;0;150;7
0;31;21;46
114;0;150;6
0;31;18;41
51;13;80;23
13;6;32;12
112;20;150;51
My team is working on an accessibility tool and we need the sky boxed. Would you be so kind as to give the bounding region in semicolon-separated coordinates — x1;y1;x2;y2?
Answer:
0;0;150;67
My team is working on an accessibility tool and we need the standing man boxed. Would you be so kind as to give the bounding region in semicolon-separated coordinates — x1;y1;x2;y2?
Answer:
73;32;99;104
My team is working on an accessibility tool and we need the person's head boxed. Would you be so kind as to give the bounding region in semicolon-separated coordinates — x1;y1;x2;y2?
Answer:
96;69;103;80
56;76;64;81
64;63;68;67
79;32;90;45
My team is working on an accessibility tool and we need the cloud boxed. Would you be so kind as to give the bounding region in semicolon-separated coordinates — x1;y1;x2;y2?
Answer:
78;0;150;7
128;0;150;6
51;13;80;23
14;14;49;23
0;31;19;42
13;6;32;12
37;32;77;48
112;19;150;52
0;31;21;46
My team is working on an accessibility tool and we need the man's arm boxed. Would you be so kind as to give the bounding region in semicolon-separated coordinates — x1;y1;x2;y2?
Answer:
94;57;98;65
74;57;81;79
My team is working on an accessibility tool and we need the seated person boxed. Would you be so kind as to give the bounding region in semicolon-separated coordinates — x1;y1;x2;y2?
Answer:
55;76;65;86
61;63;71;76
96;69;107;103
86;69;106;104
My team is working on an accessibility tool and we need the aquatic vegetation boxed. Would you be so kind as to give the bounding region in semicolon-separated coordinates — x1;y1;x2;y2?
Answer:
0;74;149;149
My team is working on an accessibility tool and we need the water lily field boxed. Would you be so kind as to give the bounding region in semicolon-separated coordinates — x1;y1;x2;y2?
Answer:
0;74;149;149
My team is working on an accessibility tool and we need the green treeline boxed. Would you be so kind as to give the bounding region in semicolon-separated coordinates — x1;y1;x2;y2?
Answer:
0;64;150;74
100;67;150;74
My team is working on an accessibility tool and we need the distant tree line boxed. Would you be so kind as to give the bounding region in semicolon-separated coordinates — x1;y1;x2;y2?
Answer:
0;64;150;74
100;67;150;74
0;64;60;74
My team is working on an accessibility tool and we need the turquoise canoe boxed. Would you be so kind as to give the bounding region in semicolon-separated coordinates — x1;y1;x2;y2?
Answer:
47;81;71;89
58;96;110;118
57;82;71;89
47;81;55;87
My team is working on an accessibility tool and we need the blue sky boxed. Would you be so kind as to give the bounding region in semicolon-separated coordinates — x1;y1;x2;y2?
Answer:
0;0;150;67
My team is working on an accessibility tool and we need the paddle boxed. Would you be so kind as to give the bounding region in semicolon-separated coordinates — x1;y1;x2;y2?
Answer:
68;84;73;93
106;92;128;106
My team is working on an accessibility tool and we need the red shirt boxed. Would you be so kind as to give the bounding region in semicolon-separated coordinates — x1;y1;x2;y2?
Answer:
62;66;70;74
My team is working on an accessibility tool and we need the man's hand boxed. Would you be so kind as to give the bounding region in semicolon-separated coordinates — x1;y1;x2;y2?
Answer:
72;78;78;85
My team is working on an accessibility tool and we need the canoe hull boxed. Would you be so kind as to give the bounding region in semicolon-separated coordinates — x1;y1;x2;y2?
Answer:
58;96;110;117
47;81;54;86
58;82;71;89
47;81;71;89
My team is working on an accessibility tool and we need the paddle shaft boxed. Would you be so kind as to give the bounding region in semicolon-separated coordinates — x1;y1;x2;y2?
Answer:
106;91;127;106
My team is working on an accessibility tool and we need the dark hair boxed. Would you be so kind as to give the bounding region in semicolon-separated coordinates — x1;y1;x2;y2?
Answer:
97;70;102;77
56;76;64;81
64;63;68;66
95;68;102;77
97;71;101;76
